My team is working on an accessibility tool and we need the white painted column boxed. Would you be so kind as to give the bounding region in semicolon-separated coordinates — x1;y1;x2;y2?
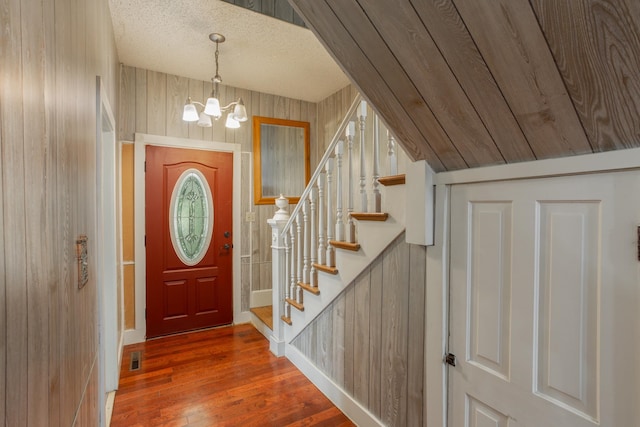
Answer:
346;122;356;243
335;141;345;243
309;187;317;287
325;157;335;267
317;172;326;266
372;114;381;213
267;196;289;356
358;101;368;213
387;129;398;176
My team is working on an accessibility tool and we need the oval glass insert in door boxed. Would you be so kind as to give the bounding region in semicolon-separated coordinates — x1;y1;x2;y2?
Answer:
169;168;214;266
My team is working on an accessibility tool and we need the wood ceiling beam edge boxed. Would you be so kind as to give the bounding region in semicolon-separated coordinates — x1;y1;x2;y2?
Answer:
326;0;470;170
354;0;507;168
290;0;450;171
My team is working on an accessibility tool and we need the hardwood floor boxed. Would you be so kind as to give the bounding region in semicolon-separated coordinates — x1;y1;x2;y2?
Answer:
111;324;354;427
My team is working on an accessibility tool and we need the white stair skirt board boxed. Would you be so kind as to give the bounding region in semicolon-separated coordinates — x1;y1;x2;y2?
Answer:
250;289;272;308
283;183;406;341
286;344;384;427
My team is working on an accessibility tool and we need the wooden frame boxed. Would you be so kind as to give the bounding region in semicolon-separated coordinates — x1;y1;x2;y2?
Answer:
253;116;310;205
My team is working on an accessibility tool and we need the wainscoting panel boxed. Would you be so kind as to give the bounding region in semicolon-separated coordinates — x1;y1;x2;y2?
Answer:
292;233;426;426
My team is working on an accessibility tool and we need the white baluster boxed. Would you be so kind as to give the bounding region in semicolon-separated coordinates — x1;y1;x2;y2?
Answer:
335;141;345;243
346;122;356;243
289;225;296;307
284;231;291;318
325;158;335;267
302;200;310;285
372;114;381;213
309;187;317;287
358;101;368;213
387;129;398;176
317;172;325;266
296;210;303;303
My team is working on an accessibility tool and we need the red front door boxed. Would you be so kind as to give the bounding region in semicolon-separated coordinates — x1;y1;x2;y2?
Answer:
145;145;233;338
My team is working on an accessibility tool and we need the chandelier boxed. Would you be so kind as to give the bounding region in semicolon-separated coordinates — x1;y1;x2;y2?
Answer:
182;33;248;129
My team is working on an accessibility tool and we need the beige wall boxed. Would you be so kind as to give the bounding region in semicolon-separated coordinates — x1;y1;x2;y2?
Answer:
0;0;119;425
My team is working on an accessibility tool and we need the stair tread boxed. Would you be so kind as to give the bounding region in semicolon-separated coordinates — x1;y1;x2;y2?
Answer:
378;174;405;186
313;263;339;275
298;282;320;295
329;240;361;251
249;305;273;330
281;315;292;326
350;212;389;221
285;298;304;311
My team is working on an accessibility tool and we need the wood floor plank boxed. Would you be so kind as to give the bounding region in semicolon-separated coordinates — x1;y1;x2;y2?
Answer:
111;324;354;426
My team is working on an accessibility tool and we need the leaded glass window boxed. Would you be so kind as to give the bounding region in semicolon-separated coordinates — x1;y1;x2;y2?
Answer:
169;169;214;265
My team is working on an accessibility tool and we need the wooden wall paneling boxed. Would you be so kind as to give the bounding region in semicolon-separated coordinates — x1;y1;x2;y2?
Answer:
2;0;28;423
259;262;271;291
407;244;426;426
235;88;252;152
343;284;355;394
135;68;147;135
453;0;593;159
187;78;204;141
530;0;640;152
368;256;383;418
327;0;466;171
410;0;535;164
357;0;506;168
0;83;5;427
165;74;189;138
319;303;334;377
23;0;50;423
380;236;409;426
291;0;446;171
146;70;167;136
241;151;251;257
251;257;261;292
43;0;59;423
241;258;250;311
119;65;136;141
353;271;370;405
201;80;214;141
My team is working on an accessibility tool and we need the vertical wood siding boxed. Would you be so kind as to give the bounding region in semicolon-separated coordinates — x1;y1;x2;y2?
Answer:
292;233;427;426
0;0;119;425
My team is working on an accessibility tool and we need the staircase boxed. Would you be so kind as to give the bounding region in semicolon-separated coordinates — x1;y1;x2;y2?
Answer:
267;95;409;347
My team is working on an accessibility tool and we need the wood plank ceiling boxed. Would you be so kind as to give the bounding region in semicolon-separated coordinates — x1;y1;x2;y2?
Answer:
290;0;640;172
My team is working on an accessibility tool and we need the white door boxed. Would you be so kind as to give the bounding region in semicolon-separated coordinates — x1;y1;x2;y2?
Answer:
448;171;640;426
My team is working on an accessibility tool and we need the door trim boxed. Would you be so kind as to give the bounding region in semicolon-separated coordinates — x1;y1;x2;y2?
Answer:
425;147;640;427
125;133;243;345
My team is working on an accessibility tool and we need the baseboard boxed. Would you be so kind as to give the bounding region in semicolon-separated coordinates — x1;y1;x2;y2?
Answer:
234;310;251;325
123;328;145;345
250;289;272;308
285;344;384;427
105;391;116;426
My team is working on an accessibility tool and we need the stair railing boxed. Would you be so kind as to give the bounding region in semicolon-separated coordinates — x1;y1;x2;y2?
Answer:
272;93;401;331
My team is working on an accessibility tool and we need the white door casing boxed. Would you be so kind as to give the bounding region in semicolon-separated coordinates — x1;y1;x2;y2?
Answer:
448;171;640;426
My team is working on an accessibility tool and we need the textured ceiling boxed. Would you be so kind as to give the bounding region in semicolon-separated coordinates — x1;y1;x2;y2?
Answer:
108;0;349;102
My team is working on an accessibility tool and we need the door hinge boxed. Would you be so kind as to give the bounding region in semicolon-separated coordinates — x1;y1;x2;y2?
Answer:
444;352;457;367
637;226;640;261
144;235;146;247
144;161;146;172
145;308;147;319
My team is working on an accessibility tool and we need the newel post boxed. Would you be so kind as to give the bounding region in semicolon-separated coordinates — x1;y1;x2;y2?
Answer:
267;195;290;357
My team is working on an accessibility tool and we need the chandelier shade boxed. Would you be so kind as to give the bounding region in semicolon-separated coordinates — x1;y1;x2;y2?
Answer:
182;33;246;129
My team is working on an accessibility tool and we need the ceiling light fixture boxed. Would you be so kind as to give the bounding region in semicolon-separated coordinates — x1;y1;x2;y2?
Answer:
182;33;248;128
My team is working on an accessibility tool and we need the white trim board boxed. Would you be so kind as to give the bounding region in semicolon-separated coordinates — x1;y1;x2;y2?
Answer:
435;146;640;185
125;133;243;345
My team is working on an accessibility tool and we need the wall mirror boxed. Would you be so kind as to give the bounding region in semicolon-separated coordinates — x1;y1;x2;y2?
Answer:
253;116;310;205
